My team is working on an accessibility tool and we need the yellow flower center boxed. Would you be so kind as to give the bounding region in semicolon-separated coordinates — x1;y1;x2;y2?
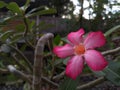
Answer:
74;44;85;55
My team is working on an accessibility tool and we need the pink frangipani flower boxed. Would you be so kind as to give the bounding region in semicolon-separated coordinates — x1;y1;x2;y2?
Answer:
53;28;108;80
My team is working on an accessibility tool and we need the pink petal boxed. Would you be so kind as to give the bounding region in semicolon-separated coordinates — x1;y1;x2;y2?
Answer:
65;55;84;80
84;50;108;71
53;44;74;58
67;28;85;45
84;31;106;49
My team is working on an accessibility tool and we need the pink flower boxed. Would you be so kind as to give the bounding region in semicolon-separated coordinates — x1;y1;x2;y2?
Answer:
53;28;108;80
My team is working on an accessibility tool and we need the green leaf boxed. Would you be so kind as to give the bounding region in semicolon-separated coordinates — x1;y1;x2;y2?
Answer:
23;82;31;90
29;21;35;31
33;21;46;31
23;0;30;10
34;21;55;33
19;44;27;52
0;1;7;8
7;2;22;14
104;68;120;85
0;61;4;68
63;57;70;65
59;77;79;90
54;59;63;66
36;21;46;28
93;71;106;77
54;35;61;45
27;6;46;14
27;8;57;17
0;15;19;25
94;61;120;85
38;23;55;32
0;73;19;84
61;37;69;43
104;25;120;37
9;33;23;44
15;24;25;32
0;30;14;42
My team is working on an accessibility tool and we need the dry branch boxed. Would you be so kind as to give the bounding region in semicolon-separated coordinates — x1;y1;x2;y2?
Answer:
33;33;54;90
102;46;120;55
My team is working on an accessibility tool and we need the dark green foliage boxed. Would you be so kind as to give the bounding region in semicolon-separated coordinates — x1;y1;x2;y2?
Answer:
59;77;79;90
94;61;120;86
0;1;7;8
53;35;61;45
6;2;22;14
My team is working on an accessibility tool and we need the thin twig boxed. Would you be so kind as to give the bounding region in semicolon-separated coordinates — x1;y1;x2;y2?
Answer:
23;17;35;49
1;66;59;88
43;53;52;58
23;17;28;38
47;37;53;52
42;77;59;88
26;75;59;88
9;45;33;71
0;68;9;74
53;71;65;81
33;33;54;90
11;53;29;72
7;65;32;84
77;77;105;90
102;46;120;56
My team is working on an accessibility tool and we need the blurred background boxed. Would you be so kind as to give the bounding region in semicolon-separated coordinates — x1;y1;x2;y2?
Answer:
0;0;120;35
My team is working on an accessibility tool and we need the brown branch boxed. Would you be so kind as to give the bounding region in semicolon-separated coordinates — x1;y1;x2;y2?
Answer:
47;37;53;52
53;71;65;81
0;66;59;88
79;0;84;28
23;17;28;38
43;53;52;58
9;45;33;71
7;65;32;84
0;68;9;74
11;53;29;72
28;75;59;88
102;47;120;56
77;77;105;90
42;77;59;88
23;17;35;49
33;33;54;90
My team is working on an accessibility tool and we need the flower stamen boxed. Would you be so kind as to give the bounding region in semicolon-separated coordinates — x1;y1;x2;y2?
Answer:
74;45;85;55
